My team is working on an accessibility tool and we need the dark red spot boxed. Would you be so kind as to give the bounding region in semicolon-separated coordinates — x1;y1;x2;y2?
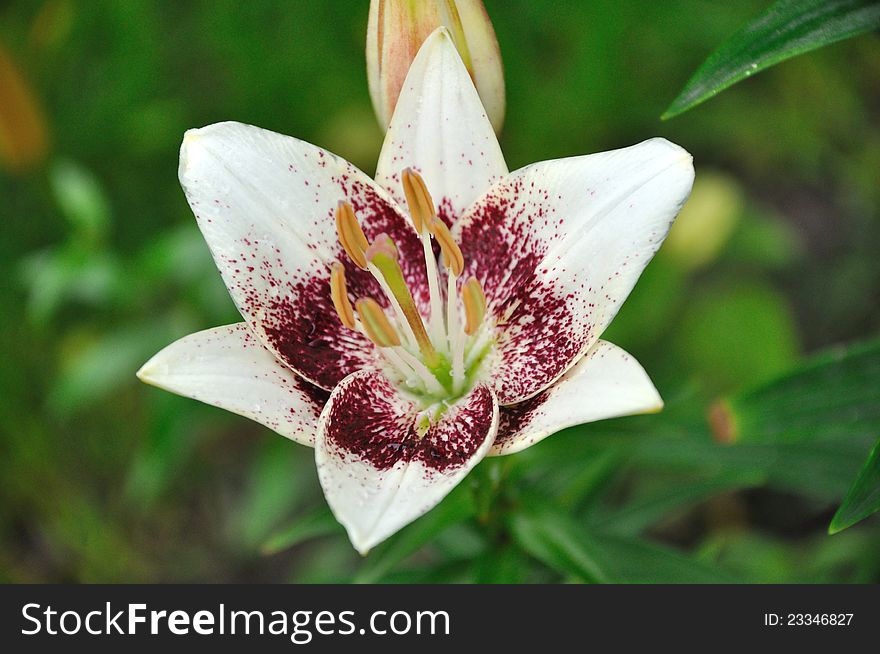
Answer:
325;373;494;473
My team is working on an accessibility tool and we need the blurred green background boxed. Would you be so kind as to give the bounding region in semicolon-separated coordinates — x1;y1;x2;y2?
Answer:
1;0;878;583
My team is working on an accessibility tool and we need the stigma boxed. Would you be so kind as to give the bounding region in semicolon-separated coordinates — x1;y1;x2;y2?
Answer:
328;170;492;405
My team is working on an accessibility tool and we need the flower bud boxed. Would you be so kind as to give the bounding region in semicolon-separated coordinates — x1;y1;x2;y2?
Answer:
366;0;505;133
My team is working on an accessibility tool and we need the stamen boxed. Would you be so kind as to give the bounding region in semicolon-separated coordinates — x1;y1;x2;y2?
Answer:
447;273;465;393
462;276;487;335
335;201;369;269
401;168;445;344
429;218;464;276
401;168;435;234
356;298;401;348
326;174;495;408
393;347;447;396
465;325;494;369
367;235;439;367
329;262;355;329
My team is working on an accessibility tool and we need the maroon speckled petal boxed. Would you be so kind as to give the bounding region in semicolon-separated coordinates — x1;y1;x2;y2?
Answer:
178;122;431;390
491;340;663;456
315;369;498;554
454;138;694;404
137;323;329;446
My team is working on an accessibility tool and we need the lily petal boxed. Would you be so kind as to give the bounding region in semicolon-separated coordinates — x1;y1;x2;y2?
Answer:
316;369;497;554
375;28;507;226
137;323;328;446
455;138;694;404
179;121;429;390
490;340;662;456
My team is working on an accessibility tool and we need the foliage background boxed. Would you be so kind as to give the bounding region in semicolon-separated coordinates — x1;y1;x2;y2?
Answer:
1;0;878;582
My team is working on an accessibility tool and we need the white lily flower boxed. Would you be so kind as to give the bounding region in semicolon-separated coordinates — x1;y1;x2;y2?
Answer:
138;28;694;555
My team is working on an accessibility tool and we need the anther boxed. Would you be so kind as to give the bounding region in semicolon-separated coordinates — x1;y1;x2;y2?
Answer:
356;298;401;348
329;262;355;329
429;218;464;276
401;168;436;234
335;201;369;269
462;276;487;335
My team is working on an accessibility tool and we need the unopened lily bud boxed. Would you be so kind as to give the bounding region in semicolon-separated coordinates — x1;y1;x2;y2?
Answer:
366;0;505;133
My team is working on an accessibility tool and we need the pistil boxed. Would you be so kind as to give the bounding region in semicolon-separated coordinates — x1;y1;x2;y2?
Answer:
367;237;439;368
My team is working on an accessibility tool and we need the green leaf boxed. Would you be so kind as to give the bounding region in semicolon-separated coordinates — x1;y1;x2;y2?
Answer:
19;246;122;323
510;500;739;583
49;158;112;243
353;485;475;583
663;0;880;118
261;506;341;555
49;322;174;413
711;338;880;445
473;545;529;583
230;440;315;551
830;438;880;533
509;511;608;583
582;532;742;584
633;436;869;499
590;471;765;536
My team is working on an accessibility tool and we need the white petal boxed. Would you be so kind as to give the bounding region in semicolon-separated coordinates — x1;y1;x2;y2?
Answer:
316;369;498;554
456;137;694;403
374;27;507;225
491;340;663;456
137;323;327;446
179;121;428;390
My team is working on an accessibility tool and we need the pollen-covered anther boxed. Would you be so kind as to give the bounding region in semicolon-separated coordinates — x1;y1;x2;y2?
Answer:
462;276;487;335
401;167;436;234
429;218;464;276
335;200;369;269
330;262;356;329
356;298;401;348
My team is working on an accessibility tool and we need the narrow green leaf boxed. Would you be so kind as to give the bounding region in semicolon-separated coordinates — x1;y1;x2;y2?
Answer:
49;158;112;243
583;532;742;584
555;448;625;510
830;438;880;533
511;499;739;583
633;437;869;499
711;338;880;446
473;545;529;584
232;440;313;551
260;506;341;555
509;511;608;583
590;471;765;536
663;0;880;118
